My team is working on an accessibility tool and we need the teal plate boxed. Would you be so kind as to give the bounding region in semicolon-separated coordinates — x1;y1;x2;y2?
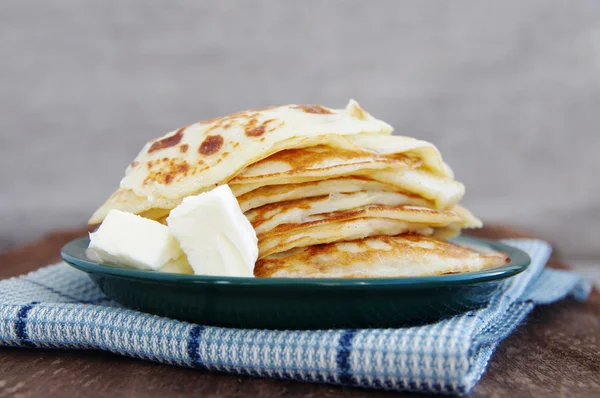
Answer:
61;237;530;330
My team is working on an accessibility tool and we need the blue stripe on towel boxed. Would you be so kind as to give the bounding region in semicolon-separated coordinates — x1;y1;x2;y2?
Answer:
187;324;205;369
14;301;39;347
336;329;357;385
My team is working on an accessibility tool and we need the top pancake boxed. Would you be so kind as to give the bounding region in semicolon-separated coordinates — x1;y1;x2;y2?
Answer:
120;100;392;201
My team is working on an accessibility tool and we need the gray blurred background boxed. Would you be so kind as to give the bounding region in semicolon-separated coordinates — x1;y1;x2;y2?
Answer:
1;1;599;268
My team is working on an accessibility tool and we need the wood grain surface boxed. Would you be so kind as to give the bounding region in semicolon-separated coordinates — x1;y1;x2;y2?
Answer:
0;226;598;398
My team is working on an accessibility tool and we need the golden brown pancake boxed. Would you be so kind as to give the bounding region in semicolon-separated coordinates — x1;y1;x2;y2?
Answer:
120;101;392;201
255;234;509;278
256;205;468;258
258;218;436;259
235;177;400;212
230;165;465;209
230;145;420;186
245;191;433;236
346;133;453;178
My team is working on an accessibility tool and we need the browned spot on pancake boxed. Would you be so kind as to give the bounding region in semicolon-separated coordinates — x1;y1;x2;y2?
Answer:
177;162;190;174
148;127;186;153
199;135;224;156
245;118;277;137
243;116;258;134
246;125;265;137
143;158;192;185
232;142;240;148
162;162;191;184
179;144;189;153
130;161;139;168
293;105;333;114
146;161;154;169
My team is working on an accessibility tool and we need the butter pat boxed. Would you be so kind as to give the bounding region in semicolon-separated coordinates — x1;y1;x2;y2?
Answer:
89;209;183;271
166;185;258;277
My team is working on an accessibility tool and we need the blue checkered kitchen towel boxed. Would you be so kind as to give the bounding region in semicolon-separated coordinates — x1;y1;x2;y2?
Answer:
0;239;591;395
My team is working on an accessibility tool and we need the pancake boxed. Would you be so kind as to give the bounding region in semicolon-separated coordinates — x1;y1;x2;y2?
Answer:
255;234;509;278
120;100;391;201
246;191;432;236
364;169;465;210
258;218;435;259
257;205;466;258
428;206;482;239
235;177;400;212
229;145;420;186
231;166;464;209
347;133;453;178
88;188;162;225
451;205;483;229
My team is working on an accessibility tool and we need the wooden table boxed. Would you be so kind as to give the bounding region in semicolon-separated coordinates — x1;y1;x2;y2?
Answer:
1;226;598;397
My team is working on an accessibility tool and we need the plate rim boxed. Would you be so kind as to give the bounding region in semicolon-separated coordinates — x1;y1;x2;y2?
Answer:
60;236;531;288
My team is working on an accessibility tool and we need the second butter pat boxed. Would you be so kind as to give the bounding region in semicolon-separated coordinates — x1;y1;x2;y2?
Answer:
166;184;258;277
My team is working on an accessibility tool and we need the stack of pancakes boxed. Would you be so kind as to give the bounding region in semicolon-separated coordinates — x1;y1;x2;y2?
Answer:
90;100;507;277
